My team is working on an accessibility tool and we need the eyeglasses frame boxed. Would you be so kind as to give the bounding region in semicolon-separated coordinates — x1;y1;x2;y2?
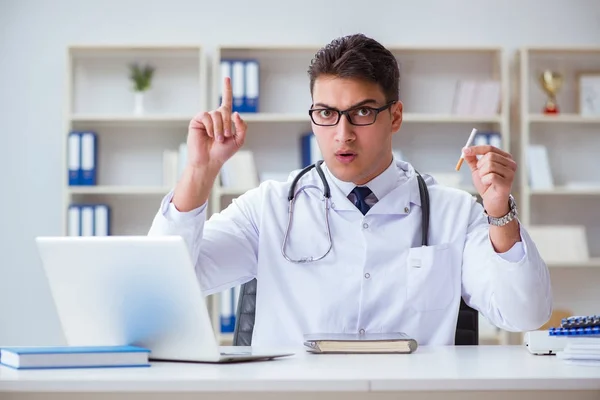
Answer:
308;100;397;126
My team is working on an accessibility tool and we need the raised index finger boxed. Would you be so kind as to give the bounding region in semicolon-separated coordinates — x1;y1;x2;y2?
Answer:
221;76;232;110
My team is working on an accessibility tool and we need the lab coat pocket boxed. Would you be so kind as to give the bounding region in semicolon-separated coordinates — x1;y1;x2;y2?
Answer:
406;243;454;312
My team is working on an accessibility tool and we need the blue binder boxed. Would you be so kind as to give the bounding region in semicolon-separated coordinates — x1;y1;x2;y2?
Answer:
68;204;111;236
244;59;259;113
220;58;260;113
549;326;600;336
231;60;245;113
68;131;81;185
80;131;97;185
300;132;321;167
549;314;600;336
220;287;236;333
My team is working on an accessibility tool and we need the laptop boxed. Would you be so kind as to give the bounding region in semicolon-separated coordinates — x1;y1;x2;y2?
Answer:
35;235;294;363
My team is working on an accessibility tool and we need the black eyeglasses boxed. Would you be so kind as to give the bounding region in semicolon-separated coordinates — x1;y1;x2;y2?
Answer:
308;101;396;126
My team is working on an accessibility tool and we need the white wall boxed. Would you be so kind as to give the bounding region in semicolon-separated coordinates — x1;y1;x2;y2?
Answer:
1;0;600;346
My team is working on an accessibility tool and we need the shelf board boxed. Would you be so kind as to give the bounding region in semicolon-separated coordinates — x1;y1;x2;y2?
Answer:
70;114;193;125
237;113;502;124
68;186;171;195
547;258;600;268
529;186;600;195
403;113;502;123
239;113;308;122
524;46;600;54
70;112;504;125
386;45;502;53
528;114;600;124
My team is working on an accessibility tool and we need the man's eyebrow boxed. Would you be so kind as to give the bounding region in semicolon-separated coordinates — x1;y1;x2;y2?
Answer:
313;99;380;109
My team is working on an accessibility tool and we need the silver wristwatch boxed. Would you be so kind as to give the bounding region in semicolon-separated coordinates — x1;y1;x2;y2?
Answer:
484;195;518;226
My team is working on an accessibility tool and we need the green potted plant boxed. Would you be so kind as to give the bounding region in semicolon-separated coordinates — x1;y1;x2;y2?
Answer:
129;63;155;115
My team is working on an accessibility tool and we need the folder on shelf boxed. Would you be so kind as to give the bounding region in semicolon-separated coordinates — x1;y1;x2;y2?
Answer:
67;205;81;236
68;204;110;236
162;149;179;187
219;60;231;106
488;131;501;148
80;131;97;186
301;132;322;167
220;150;259;190
231;60;245;112
178;143;188;179
244;59;259;113
451;79;501;116
80;205;95;236
220;287;235;333
526;225;589;264
93;204;110;236
68;132;81;185
471;130;502;150
527;144;554;190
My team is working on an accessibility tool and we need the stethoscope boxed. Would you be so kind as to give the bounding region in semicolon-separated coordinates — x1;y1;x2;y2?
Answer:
281;160;431;264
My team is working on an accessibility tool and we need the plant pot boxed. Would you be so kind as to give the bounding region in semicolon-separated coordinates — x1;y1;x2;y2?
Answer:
134;92;145;115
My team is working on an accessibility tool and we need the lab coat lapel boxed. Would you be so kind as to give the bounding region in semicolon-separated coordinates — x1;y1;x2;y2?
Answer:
368;175;422;215
319;159;424;214
327;179;360;211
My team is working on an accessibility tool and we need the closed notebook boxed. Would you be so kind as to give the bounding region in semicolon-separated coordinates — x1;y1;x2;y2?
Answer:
303;332;418;354
0;345;150;369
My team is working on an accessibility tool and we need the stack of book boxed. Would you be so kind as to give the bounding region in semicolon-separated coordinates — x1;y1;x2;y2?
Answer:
553;315;600;366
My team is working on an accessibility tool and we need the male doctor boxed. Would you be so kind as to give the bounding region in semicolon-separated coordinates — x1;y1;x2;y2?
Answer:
149;34;552;347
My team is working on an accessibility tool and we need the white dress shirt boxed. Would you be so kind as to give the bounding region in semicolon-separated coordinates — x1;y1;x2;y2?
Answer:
148;157;552;348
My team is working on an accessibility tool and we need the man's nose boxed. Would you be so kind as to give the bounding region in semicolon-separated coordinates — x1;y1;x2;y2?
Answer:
334;113;355;142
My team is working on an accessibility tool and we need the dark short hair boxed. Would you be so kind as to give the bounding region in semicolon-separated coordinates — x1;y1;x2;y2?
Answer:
308;33;400;103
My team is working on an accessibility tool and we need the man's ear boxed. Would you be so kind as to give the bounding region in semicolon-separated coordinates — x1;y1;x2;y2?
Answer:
391;101;403;132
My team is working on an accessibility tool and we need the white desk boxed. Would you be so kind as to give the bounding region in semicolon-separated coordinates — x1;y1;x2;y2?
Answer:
1;346;599;400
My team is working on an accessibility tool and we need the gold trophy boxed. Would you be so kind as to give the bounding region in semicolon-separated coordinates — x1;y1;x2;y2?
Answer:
539;70;563;114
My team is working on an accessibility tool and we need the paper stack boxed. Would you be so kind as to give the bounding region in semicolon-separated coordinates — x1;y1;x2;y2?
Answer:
556;338;600;366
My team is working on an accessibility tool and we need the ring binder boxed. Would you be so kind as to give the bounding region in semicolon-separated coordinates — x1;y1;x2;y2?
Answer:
560;315;600;329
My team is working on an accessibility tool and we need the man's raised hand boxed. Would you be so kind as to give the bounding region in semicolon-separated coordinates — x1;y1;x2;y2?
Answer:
186;76;248;169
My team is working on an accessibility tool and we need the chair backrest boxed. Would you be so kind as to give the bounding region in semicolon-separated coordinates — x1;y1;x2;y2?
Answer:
233;278;479;346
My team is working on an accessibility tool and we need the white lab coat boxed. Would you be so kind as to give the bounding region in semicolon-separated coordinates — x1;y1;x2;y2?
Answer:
148;158;552;348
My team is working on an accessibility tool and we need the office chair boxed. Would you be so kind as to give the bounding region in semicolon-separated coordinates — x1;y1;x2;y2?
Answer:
232;278;479;346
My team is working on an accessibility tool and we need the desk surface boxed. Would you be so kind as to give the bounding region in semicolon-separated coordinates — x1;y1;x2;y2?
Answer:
1;346;599;393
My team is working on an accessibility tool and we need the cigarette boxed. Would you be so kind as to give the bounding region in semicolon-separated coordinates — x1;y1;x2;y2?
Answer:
455;128;478;171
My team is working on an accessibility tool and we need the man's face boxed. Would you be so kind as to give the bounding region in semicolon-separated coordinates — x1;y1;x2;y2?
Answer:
310;75;403;185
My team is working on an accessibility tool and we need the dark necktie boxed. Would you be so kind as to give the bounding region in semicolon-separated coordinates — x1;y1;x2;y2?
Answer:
351;186;373;215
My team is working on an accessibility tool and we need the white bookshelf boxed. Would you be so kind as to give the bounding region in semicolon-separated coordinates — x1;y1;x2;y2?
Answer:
518;47;600;344
209;45;510;345
64;44;207;232
519;46;600;254
62;44;217;332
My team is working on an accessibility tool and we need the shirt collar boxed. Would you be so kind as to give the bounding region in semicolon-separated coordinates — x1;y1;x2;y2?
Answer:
320;155;422;213
324;155;407;201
